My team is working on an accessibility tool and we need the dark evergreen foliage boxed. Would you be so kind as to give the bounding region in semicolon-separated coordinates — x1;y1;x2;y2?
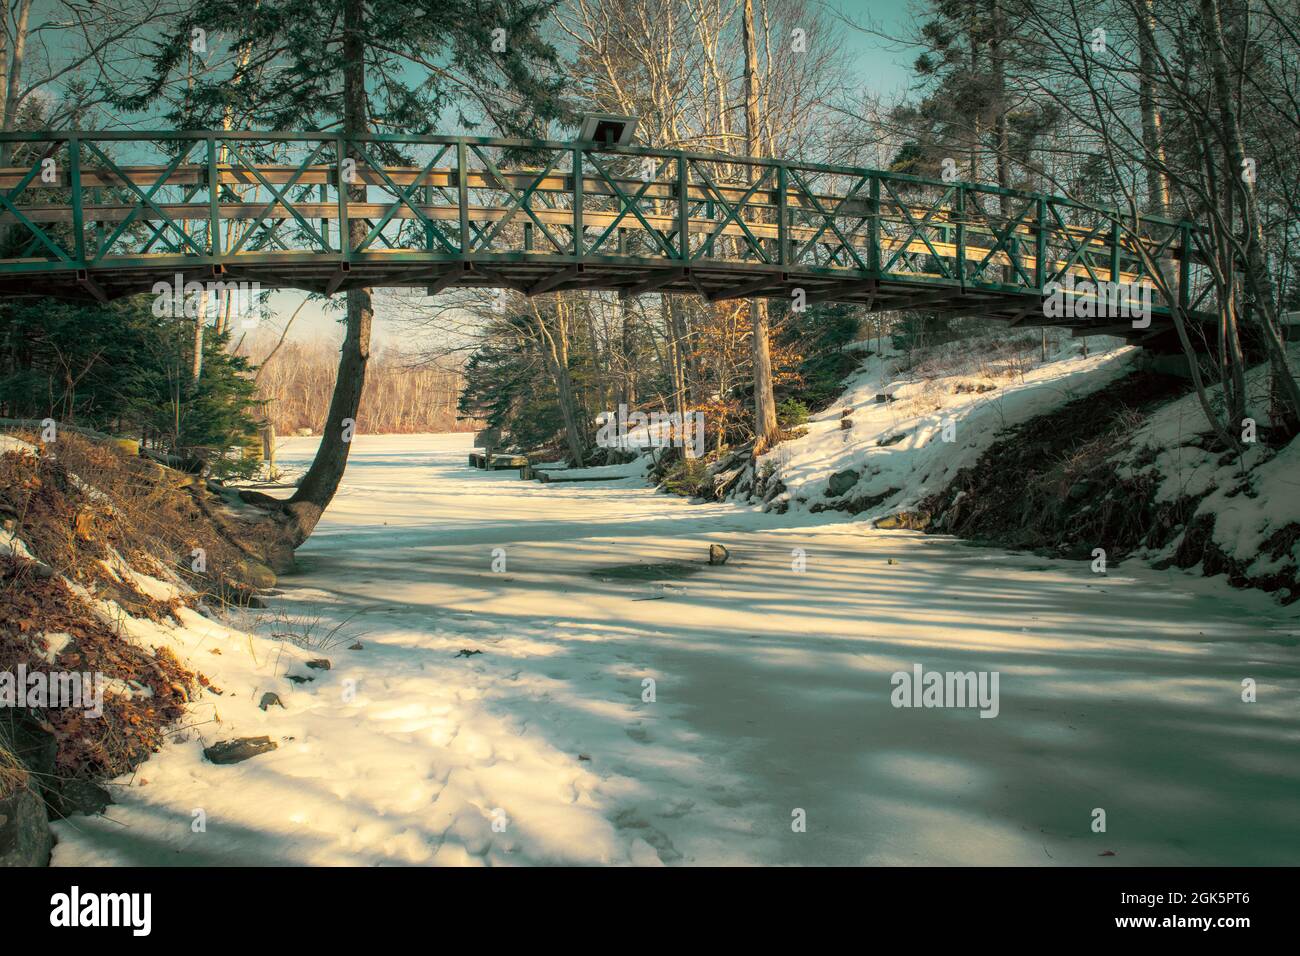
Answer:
0;295;261;465
117;0;572;145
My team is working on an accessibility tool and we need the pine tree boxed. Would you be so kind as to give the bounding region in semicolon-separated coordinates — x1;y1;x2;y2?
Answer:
125;0;572;545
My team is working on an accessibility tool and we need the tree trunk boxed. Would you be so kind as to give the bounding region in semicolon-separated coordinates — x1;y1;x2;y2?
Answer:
665;297;690;453
619;297;637;407
534;301;585;467
989;0;1013;287
191;291;206;384
283;0;373;544
0;0;33;168
742;0;778;454
989;0;1012;197
262;421;276;473
3;0;32;131
967;0;981;182
1201;0;1300;431
1135;0;1171;216
0;15;9;160
749;299;778;451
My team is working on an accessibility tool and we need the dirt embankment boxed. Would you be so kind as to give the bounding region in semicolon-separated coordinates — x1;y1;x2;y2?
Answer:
0;430;278;864
914;371;1300;603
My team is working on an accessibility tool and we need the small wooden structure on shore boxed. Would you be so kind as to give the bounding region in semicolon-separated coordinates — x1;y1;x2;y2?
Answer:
468;451;529;470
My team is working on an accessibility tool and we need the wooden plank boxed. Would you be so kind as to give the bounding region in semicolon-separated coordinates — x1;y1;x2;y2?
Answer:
0;163;1154;251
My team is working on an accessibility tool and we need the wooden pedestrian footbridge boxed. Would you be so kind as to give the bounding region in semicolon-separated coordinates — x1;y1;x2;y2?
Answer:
0;131;1218;345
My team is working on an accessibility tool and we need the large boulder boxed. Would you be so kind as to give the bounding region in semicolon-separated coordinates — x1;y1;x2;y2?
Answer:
0;710;56;864
1;711;111;821
0;713;56;799
0;781;52;867
826;469;860;497
233;557;277;590
47;779;113;820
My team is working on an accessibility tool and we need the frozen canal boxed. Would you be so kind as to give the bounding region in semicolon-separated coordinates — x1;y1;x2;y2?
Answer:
55;433;1300;865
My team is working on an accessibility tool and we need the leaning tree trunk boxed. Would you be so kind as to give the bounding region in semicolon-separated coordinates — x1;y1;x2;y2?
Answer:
281;0;373;545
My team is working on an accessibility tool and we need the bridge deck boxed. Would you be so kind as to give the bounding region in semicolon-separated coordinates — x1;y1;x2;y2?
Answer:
0;132;1218;345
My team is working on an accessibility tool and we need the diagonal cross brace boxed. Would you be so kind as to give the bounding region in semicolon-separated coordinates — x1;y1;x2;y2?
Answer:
964;194;1037;288
84;140;207;262
689;161;774;265
469;144;568;254
348;142;457;254
584;153;679;259
226;140;332;255
880;178;958;277
0;158;72;263
787;167;869;271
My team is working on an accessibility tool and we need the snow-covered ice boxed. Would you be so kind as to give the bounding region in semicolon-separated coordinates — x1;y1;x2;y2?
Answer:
51;433;1300;866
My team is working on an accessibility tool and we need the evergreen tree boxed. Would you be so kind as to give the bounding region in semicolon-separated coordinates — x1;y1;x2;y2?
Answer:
125;0;572;545
892;0;1056;193
0;295;260;471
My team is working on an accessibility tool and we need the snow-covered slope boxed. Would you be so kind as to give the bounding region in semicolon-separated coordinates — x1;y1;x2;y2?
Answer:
1121;345;1300;587
755;335;1137;518
744;329;1300;602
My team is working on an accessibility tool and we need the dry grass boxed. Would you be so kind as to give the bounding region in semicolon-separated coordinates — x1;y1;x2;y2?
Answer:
0;430;253;788
257;605;369;651
0;556;198;781
0;740;28;799
0;429;266;606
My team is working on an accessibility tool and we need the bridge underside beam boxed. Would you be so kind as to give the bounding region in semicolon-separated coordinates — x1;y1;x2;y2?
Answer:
0;256;1199;347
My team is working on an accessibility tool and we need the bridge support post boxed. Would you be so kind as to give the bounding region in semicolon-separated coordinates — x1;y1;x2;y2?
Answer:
573;145;584;259
1035;197;1046;291
676;154;688;260
320;183;330;251
1110;217;1121;284
337;136;351;264
868;175;881;275
206;135;219;261
956;185;966;288
457;140;470;254
69;136;85;267
776;163;788;268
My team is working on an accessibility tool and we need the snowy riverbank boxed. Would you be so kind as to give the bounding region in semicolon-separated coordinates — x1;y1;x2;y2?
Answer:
50;433;1300;865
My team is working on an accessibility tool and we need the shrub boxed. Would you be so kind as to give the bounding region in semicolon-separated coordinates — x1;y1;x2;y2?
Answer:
661;457;709;497
777;398;810;428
